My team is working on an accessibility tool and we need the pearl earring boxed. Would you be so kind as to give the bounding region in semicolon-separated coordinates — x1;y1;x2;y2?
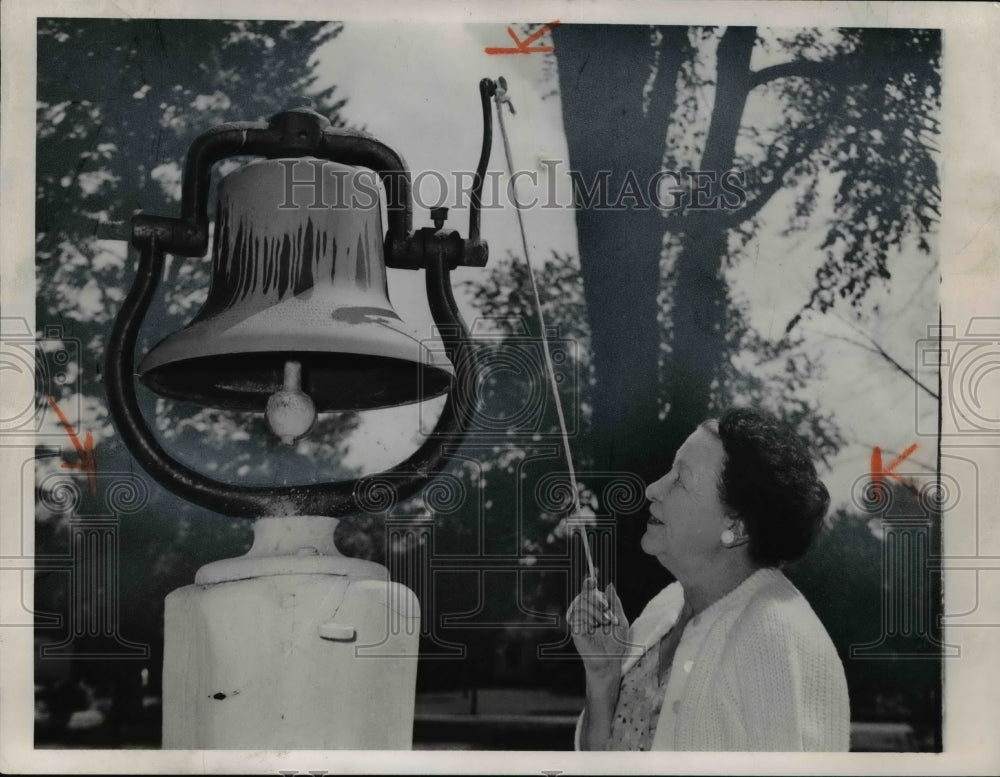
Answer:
720;529;736;546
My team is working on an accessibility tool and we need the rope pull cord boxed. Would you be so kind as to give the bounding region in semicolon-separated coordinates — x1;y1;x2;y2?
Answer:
491;78;597;584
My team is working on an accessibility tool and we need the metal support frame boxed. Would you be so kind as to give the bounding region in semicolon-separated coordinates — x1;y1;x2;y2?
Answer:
106;81;499;518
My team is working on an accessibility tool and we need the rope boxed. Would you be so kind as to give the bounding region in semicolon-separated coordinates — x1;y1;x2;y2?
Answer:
493;79;598;584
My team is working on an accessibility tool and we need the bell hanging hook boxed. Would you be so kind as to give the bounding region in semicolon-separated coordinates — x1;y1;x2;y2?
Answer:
494;76;516;115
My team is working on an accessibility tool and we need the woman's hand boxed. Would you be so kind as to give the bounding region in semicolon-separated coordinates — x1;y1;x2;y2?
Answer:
567;577;630;678
569;577;630;750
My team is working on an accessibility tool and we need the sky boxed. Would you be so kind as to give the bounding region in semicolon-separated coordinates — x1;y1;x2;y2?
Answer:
309;21;941;512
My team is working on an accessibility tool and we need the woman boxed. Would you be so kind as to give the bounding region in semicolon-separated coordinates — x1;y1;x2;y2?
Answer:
568;407;849;751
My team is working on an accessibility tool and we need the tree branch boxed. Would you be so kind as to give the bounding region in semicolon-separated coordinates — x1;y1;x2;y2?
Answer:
712;83;850;231
820;323;938;401
714;133;819;229
646;27;689;133
750;57;860;90
660;128;817;232
858;335;938;401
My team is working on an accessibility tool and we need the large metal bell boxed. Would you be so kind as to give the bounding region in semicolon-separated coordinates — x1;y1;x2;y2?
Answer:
138;158;452;412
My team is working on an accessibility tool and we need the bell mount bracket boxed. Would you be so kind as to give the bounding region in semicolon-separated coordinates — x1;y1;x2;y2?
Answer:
106;79;500;518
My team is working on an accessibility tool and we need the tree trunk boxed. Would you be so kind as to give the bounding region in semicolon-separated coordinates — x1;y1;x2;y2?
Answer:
664;28;755;437
553;24;689;614
554;26;758;615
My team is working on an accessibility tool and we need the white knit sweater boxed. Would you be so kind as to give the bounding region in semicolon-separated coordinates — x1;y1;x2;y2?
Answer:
576;567;850;751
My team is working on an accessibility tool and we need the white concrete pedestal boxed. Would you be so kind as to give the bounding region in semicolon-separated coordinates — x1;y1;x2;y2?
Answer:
162;516;419;749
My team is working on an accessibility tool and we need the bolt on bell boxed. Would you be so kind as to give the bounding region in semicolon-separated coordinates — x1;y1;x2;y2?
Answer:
138;158;453;413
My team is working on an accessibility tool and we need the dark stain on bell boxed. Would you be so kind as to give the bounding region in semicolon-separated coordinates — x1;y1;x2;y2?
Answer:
356;232;368;289
212;692;227;700
201;203;325;316
331;306;398;324
198;188;391;323
293;219;315;296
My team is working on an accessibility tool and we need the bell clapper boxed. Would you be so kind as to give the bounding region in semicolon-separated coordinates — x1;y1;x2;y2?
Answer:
265;360;317;444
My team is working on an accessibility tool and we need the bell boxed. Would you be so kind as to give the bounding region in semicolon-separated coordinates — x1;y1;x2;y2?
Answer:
138;158;453;413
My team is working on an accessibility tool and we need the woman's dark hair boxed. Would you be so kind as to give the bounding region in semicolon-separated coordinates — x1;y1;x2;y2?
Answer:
710;407;830;566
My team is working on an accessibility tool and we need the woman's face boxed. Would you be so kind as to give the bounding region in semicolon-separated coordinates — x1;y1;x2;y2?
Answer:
641;425;731;569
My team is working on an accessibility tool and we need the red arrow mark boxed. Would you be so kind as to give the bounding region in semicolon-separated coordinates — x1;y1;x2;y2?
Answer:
870;442;919;495
485;21;560;55
47;395;97;496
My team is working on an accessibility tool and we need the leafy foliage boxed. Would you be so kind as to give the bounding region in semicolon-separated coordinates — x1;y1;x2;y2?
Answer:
36;18;365;486
725;28;941;328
